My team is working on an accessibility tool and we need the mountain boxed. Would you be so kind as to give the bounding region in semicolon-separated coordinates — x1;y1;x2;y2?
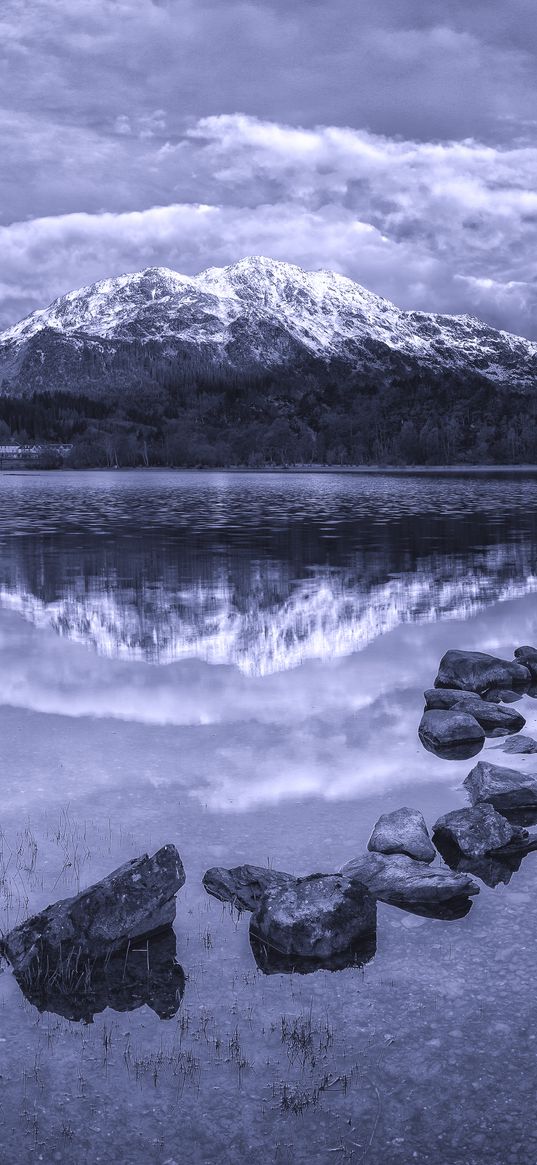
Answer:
1;256;537;467
1;255;537;394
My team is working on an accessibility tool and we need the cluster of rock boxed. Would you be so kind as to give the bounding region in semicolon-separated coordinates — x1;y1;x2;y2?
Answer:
203;757;537;971
418;647;537;759
201;647;537;973
4;646;537;1015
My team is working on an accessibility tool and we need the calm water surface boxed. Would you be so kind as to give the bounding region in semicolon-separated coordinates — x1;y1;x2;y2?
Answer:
1;470;537;1164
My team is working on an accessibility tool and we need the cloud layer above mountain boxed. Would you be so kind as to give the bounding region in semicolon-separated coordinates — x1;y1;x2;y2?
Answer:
1;0;537;333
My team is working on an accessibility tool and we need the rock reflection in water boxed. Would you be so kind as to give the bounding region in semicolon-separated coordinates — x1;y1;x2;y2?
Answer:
421;739;485;762
391;896;474;920
12;926;185;1023
433;831;537;889
249;931;377;976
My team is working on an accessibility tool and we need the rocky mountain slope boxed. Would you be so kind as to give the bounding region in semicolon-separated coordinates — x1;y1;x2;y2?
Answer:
1;256;536;397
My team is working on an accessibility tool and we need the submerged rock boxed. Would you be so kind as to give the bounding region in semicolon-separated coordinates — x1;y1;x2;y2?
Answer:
424;689;525;735
367;807;435;863
249;874;376;970
1;845;185;975
434;650;530;694
492;735;537;755
514;645;537;679
340;852;479;919
202;864;296;912
418;708;485;759
13;926;185;1024
463;761;537;817
433;804;525;859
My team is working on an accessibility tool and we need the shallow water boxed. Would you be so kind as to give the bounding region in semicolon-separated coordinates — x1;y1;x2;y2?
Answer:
1;469;537;1164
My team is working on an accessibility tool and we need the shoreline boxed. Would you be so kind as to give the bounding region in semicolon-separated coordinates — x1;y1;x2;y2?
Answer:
4;462;537;476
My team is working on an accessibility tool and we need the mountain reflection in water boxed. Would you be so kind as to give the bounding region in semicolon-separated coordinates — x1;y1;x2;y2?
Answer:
1;540;537;675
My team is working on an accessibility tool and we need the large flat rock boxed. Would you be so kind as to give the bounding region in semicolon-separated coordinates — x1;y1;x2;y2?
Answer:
340;852;479;918
492;735;537;755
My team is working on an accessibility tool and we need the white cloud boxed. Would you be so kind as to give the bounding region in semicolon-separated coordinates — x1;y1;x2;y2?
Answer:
1;114;537;335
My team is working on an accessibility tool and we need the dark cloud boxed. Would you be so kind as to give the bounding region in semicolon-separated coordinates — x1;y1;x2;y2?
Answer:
3;0;536;148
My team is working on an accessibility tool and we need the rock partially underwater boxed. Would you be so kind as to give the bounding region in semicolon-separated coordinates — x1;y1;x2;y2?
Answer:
434;649;530;694
340;852;479;919
463;761;537;819
514;645;537;679
418;708;485;760
12;926;185;1023
433;804;527;859
249;874;377;975
432;804;537;889
423;689;525;735
1;845;185;977
367;807;435;863
202;864;296;911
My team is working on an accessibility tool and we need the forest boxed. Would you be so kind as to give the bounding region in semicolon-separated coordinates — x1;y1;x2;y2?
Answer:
0;353;536;468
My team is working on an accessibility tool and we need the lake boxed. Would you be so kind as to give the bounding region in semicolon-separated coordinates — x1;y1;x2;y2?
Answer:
1;469;537;1164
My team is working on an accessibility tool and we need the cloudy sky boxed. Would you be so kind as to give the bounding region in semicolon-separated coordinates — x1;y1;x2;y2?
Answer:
1;0;537;335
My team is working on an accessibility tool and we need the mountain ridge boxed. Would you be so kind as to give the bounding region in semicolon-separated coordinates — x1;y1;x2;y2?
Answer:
1;255;537;395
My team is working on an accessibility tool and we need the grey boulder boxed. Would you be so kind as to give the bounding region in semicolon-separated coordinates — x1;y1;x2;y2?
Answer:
424;688;481;710
203;864;296;912
514;645;537;679
463;761;537;815
340;852;479;918
434;650;530;694
249;874;377;967
1;844;185;975
367;807;435;863
418;709;485;759
433;804;525;859
424;689;525;736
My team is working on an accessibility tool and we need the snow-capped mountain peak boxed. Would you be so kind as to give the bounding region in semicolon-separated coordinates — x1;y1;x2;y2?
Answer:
1;255;537;392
